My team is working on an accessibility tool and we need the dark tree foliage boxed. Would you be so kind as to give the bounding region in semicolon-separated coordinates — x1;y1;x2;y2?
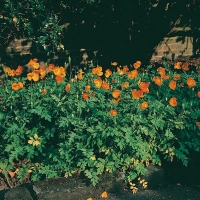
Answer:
0;0;200;63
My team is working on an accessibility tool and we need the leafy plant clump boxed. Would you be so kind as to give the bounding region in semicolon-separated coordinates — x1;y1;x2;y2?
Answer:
0;59;199;188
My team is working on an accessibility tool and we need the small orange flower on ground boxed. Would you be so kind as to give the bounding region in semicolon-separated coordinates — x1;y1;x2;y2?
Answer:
110;110;117;116
169;97;177;107
42;89;47;95
182;62;189;71
138;82;150;93
169;80;177;90
4;66;11;73
153;76;163;86
85;85;90;91
132;89;144;99
56;75;63;83
48;64;55;71
112;97;121;104
173;74;181;80
187;77;196;88
94;77;103;88
8;69;15;76
133;61;141;69
121;82;129;89
65;84;71;92
105;69;112;78
128;70;138;79
196;122;200;127
112;90;121;98
197;91;200;98
174;62;181;69
82;93;89;100
140;101;148;110
111;62;118;66
102;82;110;90
101;191;108;198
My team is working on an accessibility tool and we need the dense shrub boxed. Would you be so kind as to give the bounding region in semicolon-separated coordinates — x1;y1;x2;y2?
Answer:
0;59;199;190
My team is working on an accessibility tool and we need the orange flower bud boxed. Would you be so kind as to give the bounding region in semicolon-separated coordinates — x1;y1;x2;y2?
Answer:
85;85;90;91
197;91;200;98
173;74;181;81
42;89;47;95
109;110;117;116
140;101;148;110
82;93;89;100
65;84;71;92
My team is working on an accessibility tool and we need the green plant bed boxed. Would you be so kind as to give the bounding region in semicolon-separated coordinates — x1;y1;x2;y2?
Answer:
0;59;199;192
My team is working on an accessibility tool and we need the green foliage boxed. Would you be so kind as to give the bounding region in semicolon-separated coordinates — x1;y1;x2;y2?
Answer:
0;60;199;187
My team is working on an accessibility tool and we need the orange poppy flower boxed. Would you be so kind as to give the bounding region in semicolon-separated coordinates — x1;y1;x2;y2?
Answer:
112;90;121;98
197;91;200;98
56;75;63;83
117;67;125;75
132;89;144;99
48;64;55;71
123;65;129;72
32;73;39;82
94;77;102;88
153;76;163;86
138;82;150;93
12;83;19;91
196;122;200;127
27;73;32;81
173;74;181;81
174;62;181;69
82;93;89;100
110;110;117;116
182;62;189;71
15;68;22;76
39;67;46;76
187;77;196;88
128;70;138;79
85;85;90;91
18;82;23;89
77;72;84;80
53;67;61;76
169;97;177;107
121;82;129;89
169;80;177;90
42;89;47;95
140;101;148;110
8;69;15;76
32;62;40;69
92;66;103;76
133;61;141;69
105;69;112;78
102;82;110;90
65;84;71;92
111;62;118;66
157;67;165;74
